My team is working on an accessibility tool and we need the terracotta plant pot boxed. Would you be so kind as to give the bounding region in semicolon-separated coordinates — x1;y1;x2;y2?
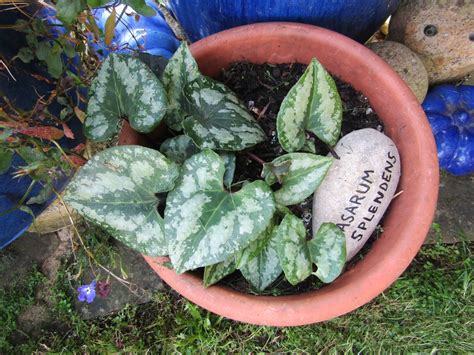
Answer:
120;23;439;326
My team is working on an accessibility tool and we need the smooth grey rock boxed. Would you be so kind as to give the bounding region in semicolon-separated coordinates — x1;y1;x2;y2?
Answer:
75;240;164;320
312;129;401;260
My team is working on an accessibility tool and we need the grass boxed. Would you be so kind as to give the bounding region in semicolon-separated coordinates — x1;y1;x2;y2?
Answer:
0;267;45;353
1;230;473;353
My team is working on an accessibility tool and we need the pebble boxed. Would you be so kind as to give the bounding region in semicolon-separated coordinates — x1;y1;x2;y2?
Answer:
388;2;474;84
312;129;401;260
367;41;429;102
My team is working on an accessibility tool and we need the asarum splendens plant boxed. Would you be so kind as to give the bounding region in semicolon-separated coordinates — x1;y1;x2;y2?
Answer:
65;43;347;291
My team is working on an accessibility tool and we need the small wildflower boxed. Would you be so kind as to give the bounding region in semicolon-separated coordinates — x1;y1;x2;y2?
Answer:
77;280;96;303
97;280;111;298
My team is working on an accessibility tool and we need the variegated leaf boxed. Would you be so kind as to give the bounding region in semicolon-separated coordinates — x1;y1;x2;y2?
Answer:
308;222;346;283
221;153;236;188
164;150;276;273
235;219;274;269
301;139;317;154
162;43;201;131
261;160;292;184
65;146;179;256
203;257;236;287
263;153;333;206
276;214;312;285
84;54;167;142
159;135;200;164
239;225;282;291
159;135;235;187
183;76;266;151
277;58;342;151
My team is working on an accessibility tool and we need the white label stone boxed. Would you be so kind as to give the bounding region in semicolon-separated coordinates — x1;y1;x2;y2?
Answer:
312;128;401;260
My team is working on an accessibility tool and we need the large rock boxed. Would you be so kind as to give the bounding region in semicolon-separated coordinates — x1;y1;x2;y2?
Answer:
367;41;429;102
312;129;401;260
388;2;474;84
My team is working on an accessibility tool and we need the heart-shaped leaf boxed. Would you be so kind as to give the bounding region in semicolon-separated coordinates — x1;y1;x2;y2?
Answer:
183;76;266;151
160;135;200;164
203;257;236;287
65;146;179;256
162;43;201;131
276;214;312;285
277;58;342;152
159;135;235;187
263;153;333;206
235;219;274;269
308;222;346;283
221;153;236;188
165;150;275;273
239;224;282;291
84;54;167;142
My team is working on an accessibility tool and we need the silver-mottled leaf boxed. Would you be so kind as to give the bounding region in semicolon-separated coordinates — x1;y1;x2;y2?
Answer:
308;222;346;283
160;135;199;164
239;225;282;291
276;214;312;285
221;153;236;188
203;257;236;287
84;54;167;141
162;43;200;131
183;76;266;151
277;58;342;151
263;153;333;206
305;59;343;146
165;150;276;273
301;139;317;154
65;146;179;256
235;219;274;269
261;160;292;185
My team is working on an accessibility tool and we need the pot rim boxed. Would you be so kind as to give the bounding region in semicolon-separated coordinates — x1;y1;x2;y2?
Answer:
138;22;439;326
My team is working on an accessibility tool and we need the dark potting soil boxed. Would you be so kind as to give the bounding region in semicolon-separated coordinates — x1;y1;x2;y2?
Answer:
209;62;385;295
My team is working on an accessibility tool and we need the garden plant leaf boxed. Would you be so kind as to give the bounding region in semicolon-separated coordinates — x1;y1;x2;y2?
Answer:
159;135;200;164
162;43;201;131
123;0;156;17
308;222;346;283
65;146;179;256
203;257;236;287
262;153;333;206
84;54;167;141
277;58;342;152
159;136;235;187
235;219;274;269
276;214;313;285
183;76;266;151
240;225;282;291
165;150;275;273
0;148;13;174
56;0;86;24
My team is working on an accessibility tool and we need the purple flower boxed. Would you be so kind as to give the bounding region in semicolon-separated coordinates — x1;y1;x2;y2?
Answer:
97;280;111;298
77;280;97;303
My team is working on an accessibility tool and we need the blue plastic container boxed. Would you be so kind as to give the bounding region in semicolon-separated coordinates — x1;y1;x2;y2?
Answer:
167;0;399;43
1;2;179;248
39;1;180;59
422;85;474;176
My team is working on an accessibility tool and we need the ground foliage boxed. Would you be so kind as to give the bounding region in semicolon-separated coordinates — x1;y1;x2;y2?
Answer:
1;227;472;353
